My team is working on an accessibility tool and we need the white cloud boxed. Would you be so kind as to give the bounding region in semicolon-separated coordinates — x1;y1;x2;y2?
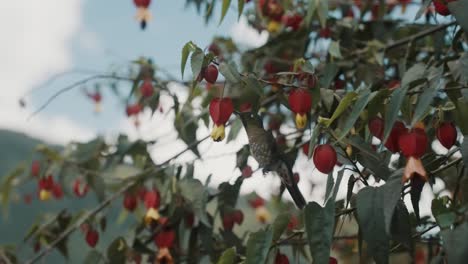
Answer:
0;0;94;144
230;16;268;49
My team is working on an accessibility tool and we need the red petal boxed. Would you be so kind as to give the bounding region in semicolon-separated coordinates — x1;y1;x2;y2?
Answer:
154;229;176;248
436;122;457;149
288;89;312;114
209;97;234;125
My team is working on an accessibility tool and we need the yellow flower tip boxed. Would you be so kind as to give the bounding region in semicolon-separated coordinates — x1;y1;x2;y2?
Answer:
39;190;52;201
414;121;425;130
136;7;152;22
157;247;174;264
346;144;353;157
267;21;281;34
144;208;160;226
255;206;271;224
94;102;102;113
210;124;225;142
295;113;307;129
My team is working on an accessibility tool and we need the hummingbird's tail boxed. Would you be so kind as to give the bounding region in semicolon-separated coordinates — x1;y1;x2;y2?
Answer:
276;161;306;209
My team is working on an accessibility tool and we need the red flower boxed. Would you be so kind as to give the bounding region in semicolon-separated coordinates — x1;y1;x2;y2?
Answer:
52;183;64;199
140;79;154;98
275;252;289;264
329;257;338;264
433;0;453;16
203;65;219;84
313;144;337;174
31;160;40;177
232;210;244;225
222;214;235;231
241;165;253;178
249;196;265;208
133;0;151;8
73;179;89;198
289;89;312;129
209;97;234;142
319;27;331;39
281;14;303;31
398;128;428;158
384;121;408;153
436;122;457;149
85;229;99;248
144;189;161;209
154;229;176;248
368;117;384;139
123;193;138;212
126;103;142;116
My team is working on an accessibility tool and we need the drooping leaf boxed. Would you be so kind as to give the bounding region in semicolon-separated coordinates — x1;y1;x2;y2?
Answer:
328;41;342;59
432;197;456;229
337;88;372;140
84;250;105;264
321;92;358;127
448;1;468;35
106;237;128;264
218;176;243;211
356;187;390;264
219;61;241;84
227;118;243;143
181;41;197;78
411;66;443;126
272;213;291;241
217;247;236;264
245;227;273;264
237;0;244;20
461;135;468;171
219;0;232;25
317;0;329;28
441;222;468;264
179;178;210;226
415;0;433;20
319;63;338;89
304;201;335;264
383;63;426;142
390;201;413;252
1;163;25;216
191;49;205;79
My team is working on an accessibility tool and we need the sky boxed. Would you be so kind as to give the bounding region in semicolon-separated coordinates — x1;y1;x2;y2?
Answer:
0;0;452;215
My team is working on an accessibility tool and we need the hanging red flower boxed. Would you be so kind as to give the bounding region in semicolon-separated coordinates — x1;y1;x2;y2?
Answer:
38;175;55;201
313;144;337;174
133;0;152;29
436;122;457;150
154;229;176;248
384;121;408;153
31;160;40;177
140;79;154;98
209;97;234;142
398;124;429;183
73;179;90;198
288;88;312;129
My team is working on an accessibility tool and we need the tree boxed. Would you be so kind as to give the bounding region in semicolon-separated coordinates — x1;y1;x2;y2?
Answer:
2;0;468;263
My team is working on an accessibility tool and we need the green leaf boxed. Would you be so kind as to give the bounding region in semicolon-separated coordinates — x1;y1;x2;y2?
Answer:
317;0;329;28
304;201;335;264
227;117;243;143
441;222;468;263
356;186;391;264
84;250;104;264
237;0;244;20
328;41;342;59
1;164;25;217
432;197;456;229
415;0;433;20
73;137;106;164
86;173;106;202
448;1;468;35
36;144;62;161
245;227;274;264
217;247;236;264
181;41;196;78
319;63;338;89
332;169;344;201
107;237;128;264
243;75;264;96
307;124;321;159
219;61;241;84
461;136;468;170
348;136;391;181
322;92;358;127
179;178;210;226
324;172;334;202
411;66;443;126
337;88;372;140
381;170;404;235
383;63;426;142
191;49;205;79
390;201;413;252
218;176;243;210
220;0;232;25
305;0;318;26
272;213;291;241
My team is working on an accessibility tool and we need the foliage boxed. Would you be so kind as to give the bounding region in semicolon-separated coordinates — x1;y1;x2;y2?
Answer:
2;0;468;263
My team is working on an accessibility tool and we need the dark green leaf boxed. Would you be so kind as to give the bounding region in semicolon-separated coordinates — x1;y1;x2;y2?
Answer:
356;187;390;264
448;1;468;35
319;63;338;89
84;250;104;264
107;237;128;264
237;0;244;20
415;0;433;20
243;75;264;96
441;222;468;264
219;0;232;25
181;41;196;78
322;92;357;127
337;88;372;140
218;176;243;211
227;118;243;143
411;66;443;126
432;197;456;229
73;137;105;164
217;247;236;264
383;63;426;142
348;135;391;181
304;201;335;264
191;49;205;79
245;227;273;264
1;163;25;216
317;0;328;28
272;213;291;241
390;201;412;252
462;136;468;170
219;61;241;84
179;178;210;226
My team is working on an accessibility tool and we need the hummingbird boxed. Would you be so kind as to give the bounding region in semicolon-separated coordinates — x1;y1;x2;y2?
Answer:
238;111;306;209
